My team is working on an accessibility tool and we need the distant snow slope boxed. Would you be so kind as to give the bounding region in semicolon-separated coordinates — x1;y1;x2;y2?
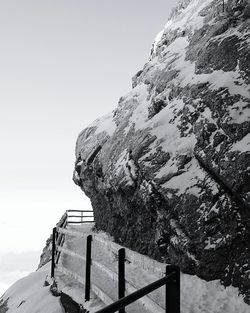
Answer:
0;263;64;313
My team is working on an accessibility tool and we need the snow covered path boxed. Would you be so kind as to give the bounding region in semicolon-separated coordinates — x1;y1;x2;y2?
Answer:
56;224;164;313
55;224;250;313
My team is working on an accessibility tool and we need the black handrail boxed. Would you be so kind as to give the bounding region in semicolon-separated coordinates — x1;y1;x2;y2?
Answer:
67;221;94;224
94;267;179;313
85;235;92;301
51;227;57;278
51;212;180;313
118;249;125;313
67;215;94;218
66;209;94;224
51;210;93;278
67;210;93;213
166;265;180;313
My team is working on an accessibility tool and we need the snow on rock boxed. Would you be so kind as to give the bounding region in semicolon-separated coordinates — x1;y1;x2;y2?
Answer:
74;0;250;305
0;263;64;313
181;273;250;313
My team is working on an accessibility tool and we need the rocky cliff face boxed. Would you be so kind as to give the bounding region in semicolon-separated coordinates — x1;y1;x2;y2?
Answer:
38;214;67;269
73;0;250;303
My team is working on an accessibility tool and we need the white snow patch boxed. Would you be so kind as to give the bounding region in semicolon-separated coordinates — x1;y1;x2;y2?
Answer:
153;29;164;53
162;158;205;195
153;0;214;54
115;149;128;172
92;112;116;137
76;160;83;166
130;84;151;131
167;0;214;32
127;158;138;180
210;203;220;214
228;100;250;124
156;35;250;99
181;273;249;313
169;39;250;99
204;237;223;250
74;171;80;180
231;133;250;153
150;97;195;157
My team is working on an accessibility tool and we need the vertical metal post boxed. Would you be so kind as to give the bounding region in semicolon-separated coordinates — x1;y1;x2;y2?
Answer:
51;227;57;278
165;265;180;313
81;211;83;223
118;248;126;313
55;228;59;263
85;235;92;301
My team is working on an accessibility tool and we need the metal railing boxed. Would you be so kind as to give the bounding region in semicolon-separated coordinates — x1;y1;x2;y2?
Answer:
67;209;94;224
51;212;67;278
95;265;180;313
50;212;180;313
51;210;94;278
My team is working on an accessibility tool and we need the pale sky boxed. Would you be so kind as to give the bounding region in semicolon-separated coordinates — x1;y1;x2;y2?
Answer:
0;0;178;295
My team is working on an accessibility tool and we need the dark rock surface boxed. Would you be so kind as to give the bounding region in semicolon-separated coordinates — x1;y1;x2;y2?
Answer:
74;0;250;304
60;293;87;313
0;298;8;313
38;213;67;269
38;236;52;269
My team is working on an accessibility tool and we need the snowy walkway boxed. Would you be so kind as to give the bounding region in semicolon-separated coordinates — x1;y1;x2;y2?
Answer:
56;224;165;313
55;224;250;313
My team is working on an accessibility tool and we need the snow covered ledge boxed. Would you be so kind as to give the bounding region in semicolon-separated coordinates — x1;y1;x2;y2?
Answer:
0;263;64;313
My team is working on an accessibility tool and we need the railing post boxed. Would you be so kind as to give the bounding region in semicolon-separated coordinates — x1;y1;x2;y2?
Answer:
118;248;126;313
51;227;57;278
55;228;59;263
165;265;180;313
66;211;68;227
85;235;92;301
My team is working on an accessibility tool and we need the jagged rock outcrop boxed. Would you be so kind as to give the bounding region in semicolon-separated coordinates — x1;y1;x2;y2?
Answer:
73;0;250;303
38;236;52;269
0;298;8;313
38;214;67;269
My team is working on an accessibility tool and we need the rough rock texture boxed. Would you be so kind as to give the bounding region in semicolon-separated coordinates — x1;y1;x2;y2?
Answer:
38;214;66;269
74;0;250;303
0;298;8;313
60;293;87;313
38;236;52;269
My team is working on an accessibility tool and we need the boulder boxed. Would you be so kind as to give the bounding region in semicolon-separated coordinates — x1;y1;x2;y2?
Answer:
74;0;250;303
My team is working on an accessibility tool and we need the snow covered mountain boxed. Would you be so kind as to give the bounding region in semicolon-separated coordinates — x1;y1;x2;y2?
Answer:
74;0;250;304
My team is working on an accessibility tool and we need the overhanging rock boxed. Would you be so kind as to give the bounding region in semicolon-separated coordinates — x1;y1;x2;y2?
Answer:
74;0;250;304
